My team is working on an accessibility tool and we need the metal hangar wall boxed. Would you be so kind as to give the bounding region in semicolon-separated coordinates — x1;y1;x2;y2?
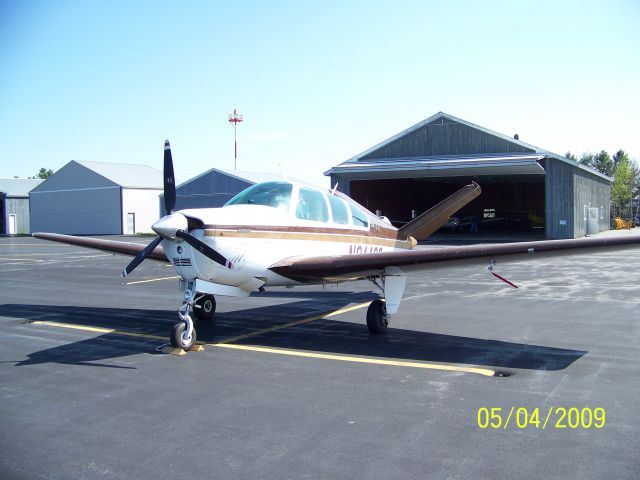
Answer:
325;112;611;239
30;161;162;235
0;178;43;234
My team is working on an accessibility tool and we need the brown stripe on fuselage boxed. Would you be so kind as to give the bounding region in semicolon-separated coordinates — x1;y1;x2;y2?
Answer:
204;225;414;250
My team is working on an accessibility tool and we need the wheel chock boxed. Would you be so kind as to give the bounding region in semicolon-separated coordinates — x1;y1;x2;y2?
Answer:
161;344;204;355
161;346;187;356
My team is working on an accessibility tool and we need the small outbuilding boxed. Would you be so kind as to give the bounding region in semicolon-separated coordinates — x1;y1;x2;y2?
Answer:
30;161;162;235
326;112;611;239
160;168;291;215
0;178;43;234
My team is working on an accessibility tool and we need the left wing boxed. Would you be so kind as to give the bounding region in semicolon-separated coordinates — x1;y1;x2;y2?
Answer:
32;232;168;262
269;234;640;283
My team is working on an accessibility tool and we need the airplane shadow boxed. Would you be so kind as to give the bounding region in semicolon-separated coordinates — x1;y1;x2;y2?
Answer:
1;292;586;372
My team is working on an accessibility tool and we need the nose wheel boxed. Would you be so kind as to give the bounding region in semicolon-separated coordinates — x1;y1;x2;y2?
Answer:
170;288;198;350
170;321;197;350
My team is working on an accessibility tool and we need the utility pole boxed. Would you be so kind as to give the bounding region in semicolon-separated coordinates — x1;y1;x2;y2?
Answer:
228;109;243;170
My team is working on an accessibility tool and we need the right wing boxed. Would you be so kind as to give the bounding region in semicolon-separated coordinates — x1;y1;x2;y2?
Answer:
32;232;168;262
269;234;640;283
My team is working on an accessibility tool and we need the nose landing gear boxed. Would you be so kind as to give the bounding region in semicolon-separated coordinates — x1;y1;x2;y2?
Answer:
170;289;197;350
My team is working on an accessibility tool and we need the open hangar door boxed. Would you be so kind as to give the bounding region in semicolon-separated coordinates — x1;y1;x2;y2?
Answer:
349;176;546;236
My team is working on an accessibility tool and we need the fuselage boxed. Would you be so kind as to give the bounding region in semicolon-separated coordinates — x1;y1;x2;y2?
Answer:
160;180;415;290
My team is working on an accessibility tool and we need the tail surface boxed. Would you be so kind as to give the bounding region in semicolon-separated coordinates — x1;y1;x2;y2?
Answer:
398;182;481;241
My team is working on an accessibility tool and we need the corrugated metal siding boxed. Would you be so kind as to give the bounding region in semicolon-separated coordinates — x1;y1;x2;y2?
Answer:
4;198;31;234
30;187;122;234
573;169;610;237
362;118;535;160
545;159;574;239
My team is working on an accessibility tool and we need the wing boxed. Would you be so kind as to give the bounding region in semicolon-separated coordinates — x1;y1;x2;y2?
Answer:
32;232;168;262
269;234;640;283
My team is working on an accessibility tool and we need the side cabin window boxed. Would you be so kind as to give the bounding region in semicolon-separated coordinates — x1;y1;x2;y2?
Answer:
295;188;329;222
350;204;369;228
327;194;349;224
224;182;292;211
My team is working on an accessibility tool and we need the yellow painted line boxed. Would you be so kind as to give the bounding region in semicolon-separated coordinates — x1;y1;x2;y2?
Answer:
214;301;372;345
30;307;496;377
123;275;181;285
213;343;495;376
32;320;167;341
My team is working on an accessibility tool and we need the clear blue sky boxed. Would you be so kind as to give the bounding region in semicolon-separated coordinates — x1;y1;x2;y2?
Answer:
1;0;639;186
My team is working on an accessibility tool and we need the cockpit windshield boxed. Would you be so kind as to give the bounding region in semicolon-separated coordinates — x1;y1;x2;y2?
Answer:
224;181;293;211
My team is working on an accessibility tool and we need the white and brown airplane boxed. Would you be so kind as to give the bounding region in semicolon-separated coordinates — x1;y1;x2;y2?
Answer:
34;141;640;350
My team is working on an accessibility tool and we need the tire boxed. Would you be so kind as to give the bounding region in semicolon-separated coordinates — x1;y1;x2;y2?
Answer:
170;322;197;350
193;295;216;321
366;299;388;335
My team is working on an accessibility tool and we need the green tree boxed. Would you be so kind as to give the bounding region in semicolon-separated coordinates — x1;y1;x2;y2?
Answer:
564;151;577;161
611;156;634;219
578;152;596;170
579;151;614;177
35;167;54;179
614;150;640;201
593;150;614;177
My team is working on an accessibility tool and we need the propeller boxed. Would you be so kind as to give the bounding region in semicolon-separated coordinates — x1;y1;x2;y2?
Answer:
175;230;228;267
121;139;230;277
163;140;176;214
121;236;163;277
121;139;177;278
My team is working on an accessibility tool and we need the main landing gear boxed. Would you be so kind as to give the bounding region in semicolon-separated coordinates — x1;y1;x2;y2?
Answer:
366;299;388;334
170;288;217;351
366;269;407;335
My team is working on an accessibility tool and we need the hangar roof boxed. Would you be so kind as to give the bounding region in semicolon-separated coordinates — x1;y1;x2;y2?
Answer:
0;178;44;197
73;161;163;189
327;153;546;179
326;112;610;182
175;167;290;189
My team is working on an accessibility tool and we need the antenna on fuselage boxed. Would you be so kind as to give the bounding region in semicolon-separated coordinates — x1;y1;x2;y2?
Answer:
331;182;339;195
277;162;289;181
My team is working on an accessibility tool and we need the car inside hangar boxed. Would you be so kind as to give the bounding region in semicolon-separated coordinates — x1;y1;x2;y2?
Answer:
326;112;611;239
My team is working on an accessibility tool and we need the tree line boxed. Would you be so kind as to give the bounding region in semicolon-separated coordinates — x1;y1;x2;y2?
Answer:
565;149;639;220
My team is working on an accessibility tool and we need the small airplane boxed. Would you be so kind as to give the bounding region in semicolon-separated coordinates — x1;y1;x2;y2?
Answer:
34;140;640;351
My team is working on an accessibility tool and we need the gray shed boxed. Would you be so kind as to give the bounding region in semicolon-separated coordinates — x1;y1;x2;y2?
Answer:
30;161;162;235
326;112;611;239
0;178;43;234
160;168;291;216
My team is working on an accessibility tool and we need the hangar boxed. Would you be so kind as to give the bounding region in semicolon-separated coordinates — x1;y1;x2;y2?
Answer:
325;112;611;239
30;161;162;235
160;168;291;215
0;178;43;234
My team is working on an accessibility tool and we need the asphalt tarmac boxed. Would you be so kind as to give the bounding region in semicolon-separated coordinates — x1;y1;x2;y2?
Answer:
1;234;639;479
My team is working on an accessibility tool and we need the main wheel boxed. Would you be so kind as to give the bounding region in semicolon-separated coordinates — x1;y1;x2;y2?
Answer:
170;322;197;350
366;299;388;335
193;295;216;321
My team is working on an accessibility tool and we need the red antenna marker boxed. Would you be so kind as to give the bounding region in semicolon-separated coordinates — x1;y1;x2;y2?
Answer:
228;108;243;170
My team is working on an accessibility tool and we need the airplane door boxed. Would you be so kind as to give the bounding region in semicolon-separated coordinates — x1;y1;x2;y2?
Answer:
586;207;599;235
126;213;135;234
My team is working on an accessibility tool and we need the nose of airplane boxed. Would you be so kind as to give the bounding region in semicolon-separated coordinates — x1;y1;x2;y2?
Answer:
152;212;188;239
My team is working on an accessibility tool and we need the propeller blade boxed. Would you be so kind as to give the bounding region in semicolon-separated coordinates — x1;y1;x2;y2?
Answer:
164;140;176;214
121;236;163;278
175;230;228;267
